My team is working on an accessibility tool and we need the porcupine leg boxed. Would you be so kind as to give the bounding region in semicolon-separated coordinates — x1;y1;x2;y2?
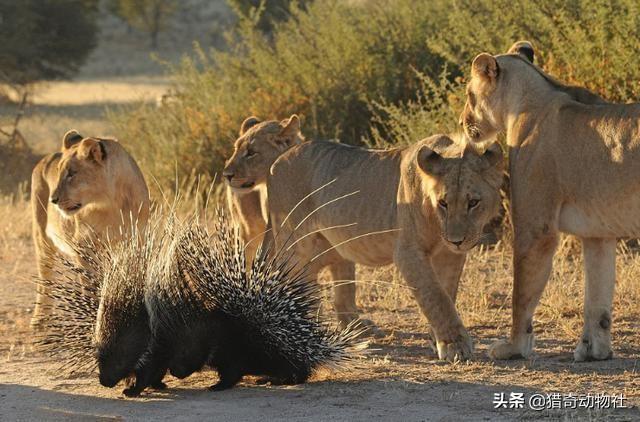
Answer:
151;375;168;390
123;346;170;397
123;364;169;397
209;364;243;391
124;375;166;391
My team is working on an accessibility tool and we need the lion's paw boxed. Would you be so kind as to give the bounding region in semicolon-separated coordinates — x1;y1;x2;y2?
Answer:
488;336;533;360
436;330;473;362
574;332;612;362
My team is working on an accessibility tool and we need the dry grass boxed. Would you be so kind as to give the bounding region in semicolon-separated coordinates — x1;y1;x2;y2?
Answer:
0;193;638;418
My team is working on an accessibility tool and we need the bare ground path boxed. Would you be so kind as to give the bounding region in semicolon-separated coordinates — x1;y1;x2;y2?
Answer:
1;199;638;421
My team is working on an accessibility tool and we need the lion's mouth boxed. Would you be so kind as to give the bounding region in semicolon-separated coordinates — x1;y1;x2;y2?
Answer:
229;179;256;191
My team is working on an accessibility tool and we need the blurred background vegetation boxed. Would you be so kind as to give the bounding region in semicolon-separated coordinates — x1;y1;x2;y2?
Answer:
3;0;640;194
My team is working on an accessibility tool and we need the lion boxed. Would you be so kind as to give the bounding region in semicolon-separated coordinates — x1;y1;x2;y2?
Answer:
30;130;150;328
265;135;504;361
460;40;637;362
223;115;304;262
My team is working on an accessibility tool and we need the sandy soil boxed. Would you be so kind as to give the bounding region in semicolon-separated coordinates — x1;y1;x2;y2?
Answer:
0;202;638;421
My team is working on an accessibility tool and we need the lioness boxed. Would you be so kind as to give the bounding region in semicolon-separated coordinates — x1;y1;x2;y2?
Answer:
30;130;150;328
461;41;637;361
223;115;304;262
266;135;504;361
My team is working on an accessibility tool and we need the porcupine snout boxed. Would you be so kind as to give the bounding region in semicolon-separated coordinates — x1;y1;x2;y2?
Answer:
99;371;120;388
97;348;130;387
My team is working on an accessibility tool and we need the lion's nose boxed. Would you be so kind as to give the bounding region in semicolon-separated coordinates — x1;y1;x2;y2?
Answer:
50;196;59;204
222;169;234;182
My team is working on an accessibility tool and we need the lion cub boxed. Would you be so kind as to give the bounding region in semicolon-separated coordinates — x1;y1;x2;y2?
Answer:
267;135;504;361
30;130;150;328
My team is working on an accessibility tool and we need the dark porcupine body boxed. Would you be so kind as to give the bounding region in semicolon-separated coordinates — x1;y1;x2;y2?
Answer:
93;227;169;394
124;214;366;397
34;228;166;394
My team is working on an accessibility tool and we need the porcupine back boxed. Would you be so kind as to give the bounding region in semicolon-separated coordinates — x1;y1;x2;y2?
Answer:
33;223;157;389
175;212;368;379
115;209;367;397
93;226;157;388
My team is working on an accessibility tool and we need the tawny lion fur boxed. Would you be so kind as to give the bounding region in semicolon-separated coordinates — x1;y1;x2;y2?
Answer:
461;40;636;362
265;135;503;361
223;115;303;262
30;130;150;328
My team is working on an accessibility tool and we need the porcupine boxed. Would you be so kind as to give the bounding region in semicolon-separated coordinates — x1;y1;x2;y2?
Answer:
33;224;167;393
122;212;367;397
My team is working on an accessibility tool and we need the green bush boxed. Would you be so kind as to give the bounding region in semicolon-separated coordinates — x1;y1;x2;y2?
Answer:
0;0;99;86
111;0;453;192
112;0;640;193
368;70;464;148
430;0;640;102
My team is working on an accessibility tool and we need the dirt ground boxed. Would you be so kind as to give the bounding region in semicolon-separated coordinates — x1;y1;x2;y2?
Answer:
0;195;638;421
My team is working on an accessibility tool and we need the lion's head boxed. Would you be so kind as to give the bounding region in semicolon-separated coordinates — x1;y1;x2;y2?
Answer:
460;41;605;143
223;114;303;193
459;41;538;143
417;135;504;253
50;130;114;217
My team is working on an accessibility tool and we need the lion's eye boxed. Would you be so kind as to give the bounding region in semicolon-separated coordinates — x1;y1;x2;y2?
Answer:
468;199;480;209
245;149;257;158
67;169;76;179
437;199;448;209
468;92;476;107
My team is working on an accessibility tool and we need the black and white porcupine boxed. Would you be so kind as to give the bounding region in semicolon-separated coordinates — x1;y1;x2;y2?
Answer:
121;212;367;397
33;225;165;393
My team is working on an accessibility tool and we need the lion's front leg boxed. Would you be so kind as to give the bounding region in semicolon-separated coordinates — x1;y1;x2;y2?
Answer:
489;230;558;360
574;237;615;361
431;248;466;302
424;249;466;353
394;241;472;362
31;233;56;331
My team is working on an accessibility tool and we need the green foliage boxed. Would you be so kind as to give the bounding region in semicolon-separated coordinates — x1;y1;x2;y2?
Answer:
0;0;99;85
112;0;451;192
107;0;177;48
113;0;640;193
430;0;640;102
369;70;464;148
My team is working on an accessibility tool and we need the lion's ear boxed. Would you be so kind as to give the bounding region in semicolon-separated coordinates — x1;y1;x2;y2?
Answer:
276;114;301;148
507;40;535;63
62;130;83;150
77;138;106;164
239;116;261;136
417;146;445;176
482;142;504;169
472;53;499;81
